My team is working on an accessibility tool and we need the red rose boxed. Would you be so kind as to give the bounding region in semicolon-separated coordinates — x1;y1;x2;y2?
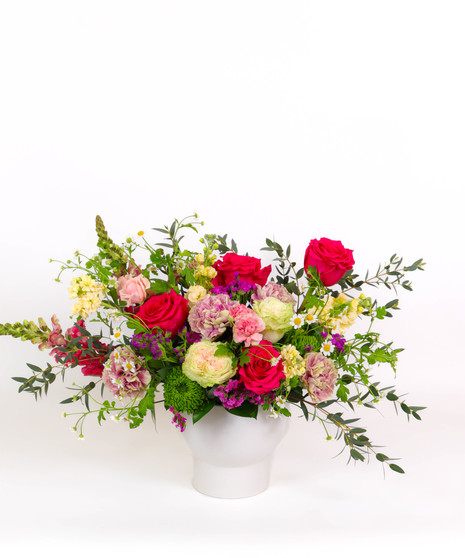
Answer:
136;290;188;335
212;253;271;287
304;238;354;287
238;340;285;395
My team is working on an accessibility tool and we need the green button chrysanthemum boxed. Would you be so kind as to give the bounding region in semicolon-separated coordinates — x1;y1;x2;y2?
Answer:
163;367;206;414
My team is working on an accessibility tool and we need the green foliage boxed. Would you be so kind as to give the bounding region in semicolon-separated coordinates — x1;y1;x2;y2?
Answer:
193;400;215;423
227;401;259;419
338;254;425;294
12;362;57;399
261;238;303;297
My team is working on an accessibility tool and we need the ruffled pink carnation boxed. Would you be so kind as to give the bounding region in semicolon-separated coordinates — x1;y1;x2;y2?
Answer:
252;281;297;307
188;294;239;340
230;304;265;347
303;352;337;403
102;346;151;399
117;274;150;306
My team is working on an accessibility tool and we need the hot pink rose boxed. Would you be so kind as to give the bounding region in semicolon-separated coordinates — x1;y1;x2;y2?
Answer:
212;253;271;287
238;340;285;394
230;305;265;347
136;290;189;336
304;238;354;286
117;274;151;306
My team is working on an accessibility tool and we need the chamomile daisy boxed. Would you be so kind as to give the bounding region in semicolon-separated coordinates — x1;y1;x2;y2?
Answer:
111;329;123;343
304;311;317;325
276;395;286;406
320;338;334;356
290;314;305;329
123;360;135;373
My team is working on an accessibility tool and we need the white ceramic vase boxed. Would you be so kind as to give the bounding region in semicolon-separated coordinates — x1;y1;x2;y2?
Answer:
182;405;290;499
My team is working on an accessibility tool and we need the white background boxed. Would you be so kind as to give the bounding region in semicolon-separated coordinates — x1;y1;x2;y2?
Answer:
0;1;464;556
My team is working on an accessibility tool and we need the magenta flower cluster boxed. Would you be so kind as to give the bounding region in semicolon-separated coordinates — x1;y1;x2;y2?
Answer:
330;333;346;353
169;407;186;432
213;379;268;409
211;273;257;298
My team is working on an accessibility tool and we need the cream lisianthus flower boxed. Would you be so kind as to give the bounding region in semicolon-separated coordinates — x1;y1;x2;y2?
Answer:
253;297;294;343
182;340;236;387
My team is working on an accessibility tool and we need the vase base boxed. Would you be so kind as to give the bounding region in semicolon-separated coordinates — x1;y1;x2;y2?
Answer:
191;458;271;499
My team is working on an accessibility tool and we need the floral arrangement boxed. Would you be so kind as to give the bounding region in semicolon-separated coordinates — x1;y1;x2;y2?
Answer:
0;215;425;474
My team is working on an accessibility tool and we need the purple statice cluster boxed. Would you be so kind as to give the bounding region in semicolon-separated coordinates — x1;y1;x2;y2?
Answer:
330;333;346;353
131;328;200;365
169;407;187;432
185;328;201;344
214;379;267;410
131;332;166;358
210;273;257;299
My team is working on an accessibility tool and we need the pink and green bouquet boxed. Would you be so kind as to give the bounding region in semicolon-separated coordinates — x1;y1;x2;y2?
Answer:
0;215;425;473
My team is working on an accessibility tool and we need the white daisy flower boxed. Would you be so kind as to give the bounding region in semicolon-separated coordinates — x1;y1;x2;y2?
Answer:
276;395;286;406
123;360;135;373
111;329;123;343
113;350;121;362
304;311;317;325
320;339;334;356
290;314;305;329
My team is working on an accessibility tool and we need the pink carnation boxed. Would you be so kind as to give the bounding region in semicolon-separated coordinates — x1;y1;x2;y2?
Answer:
102;346;151;399
188;294;239;340
252;281;297;307
303;352;337;403
117;274;150;306
230;305;265;347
